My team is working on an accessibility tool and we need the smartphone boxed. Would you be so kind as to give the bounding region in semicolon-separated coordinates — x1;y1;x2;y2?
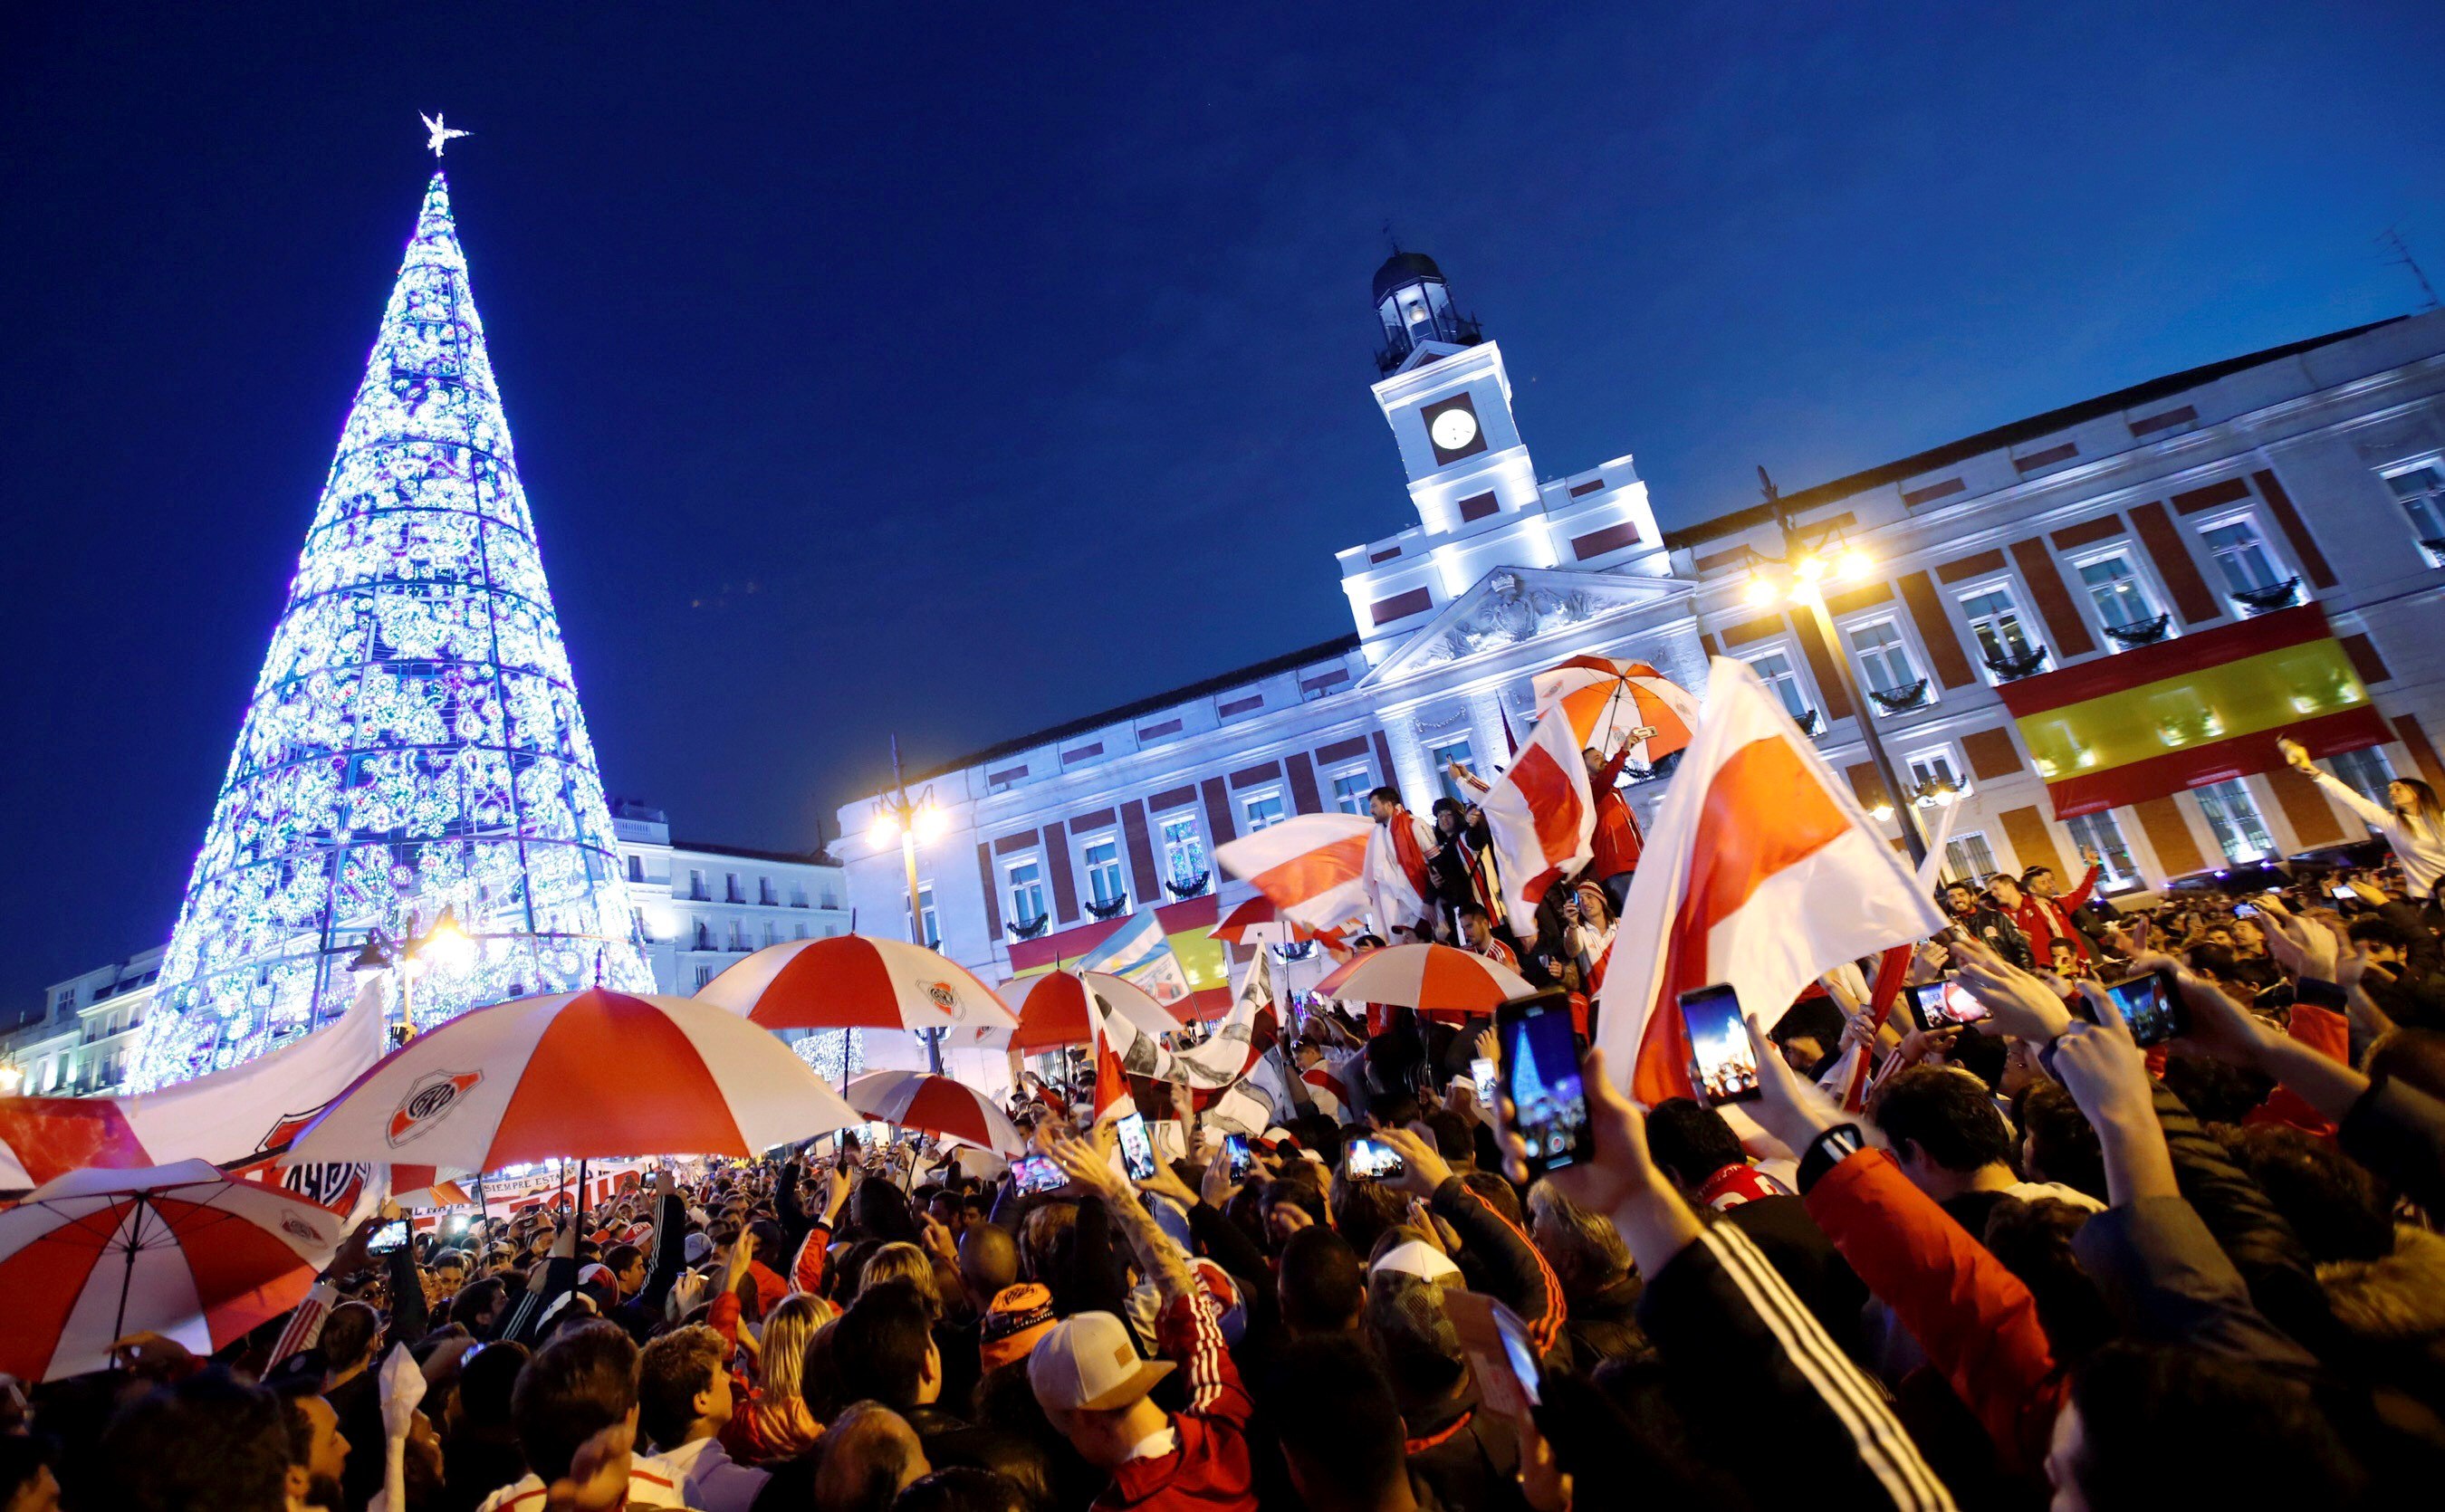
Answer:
1470;1057;1499;1105
1904;978;1990;1035
1345;1136;1405;1182
2102;968;2189;1048
1491;1301;1545;1408
2233;902;2258;918
1677;983;1761;1106
2331;884;2357;901
1114;1113;1158;1182
1222;1133;1254;1182
1010;1154;1067;1195
367;1219;410;1255
1497;987;1596;1179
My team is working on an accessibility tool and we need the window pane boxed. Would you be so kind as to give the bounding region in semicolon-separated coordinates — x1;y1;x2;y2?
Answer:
2065;810;2138;885
2385;465;2445;549
1332;773;1371;814
1848;621;1917;694
1159;817;1207;890
1083;840;1124;905
1429;740;1475;805
1748;653;1812;720
2202;522;2280;593
2323;747;2396;811
1946;831;1997;881
2193;780;2275;864
1243;793;1286;831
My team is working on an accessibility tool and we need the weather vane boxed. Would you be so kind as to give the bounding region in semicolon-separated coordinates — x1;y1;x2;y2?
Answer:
420;111;471;158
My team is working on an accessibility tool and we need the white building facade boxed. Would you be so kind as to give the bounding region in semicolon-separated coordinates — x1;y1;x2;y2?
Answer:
5;809;851;1097
835;252;2445;990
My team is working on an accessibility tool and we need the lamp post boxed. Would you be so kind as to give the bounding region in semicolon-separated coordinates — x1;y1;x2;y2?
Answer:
350;904;475;1047
867;736;949;1073
1742;467;1930;871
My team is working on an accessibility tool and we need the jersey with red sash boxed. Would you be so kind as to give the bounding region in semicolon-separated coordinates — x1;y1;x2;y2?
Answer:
1696;1163;1795;1211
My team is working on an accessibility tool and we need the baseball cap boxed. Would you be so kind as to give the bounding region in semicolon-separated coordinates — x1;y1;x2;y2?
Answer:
684;1232;714;1266
1027;1310;1174;1412
979;1283;1059;1371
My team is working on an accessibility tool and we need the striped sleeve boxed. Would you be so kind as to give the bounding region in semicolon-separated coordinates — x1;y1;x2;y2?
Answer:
266;1281;338;1367
1639;1222;1954;1511
1157;1291;1251;1428
1430;1177;1568;1355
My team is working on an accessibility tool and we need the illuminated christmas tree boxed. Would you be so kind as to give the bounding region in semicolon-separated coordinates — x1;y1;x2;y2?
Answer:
134;172;654;1089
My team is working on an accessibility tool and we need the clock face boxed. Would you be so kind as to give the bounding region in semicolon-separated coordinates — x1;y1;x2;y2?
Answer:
1429;407;1480;453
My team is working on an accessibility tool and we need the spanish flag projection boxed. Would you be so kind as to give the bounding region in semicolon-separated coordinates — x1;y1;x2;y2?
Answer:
1996;605;2391;818
1006;895;1234;1018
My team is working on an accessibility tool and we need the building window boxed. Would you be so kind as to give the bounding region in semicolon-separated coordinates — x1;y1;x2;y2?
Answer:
1159;815;1207;892
1081;837;1127;907
2076;552;2165;643
1330;770;1374;815
1007;859;1047;925
694;964;713;990
1958;584;2044;677
626;854;644;884
726;922;748;951
693;922;713;951
1743;649;1817;726
794;923;808;941
1427;738;1476;805
1945;830;1999;883
2323;746;2397;814
820;885;840;910
2382;460;2445;561
1242;790;1287;832
2200;519;2284;595
2065;810;2140;888
1848;619;1926;706
724;872;744;904
1904;746;1966;795
688;868;709;902
2193;779;2276;865
759;876;777;905
907;884;939;948
790;883;809;907
762;921;780;947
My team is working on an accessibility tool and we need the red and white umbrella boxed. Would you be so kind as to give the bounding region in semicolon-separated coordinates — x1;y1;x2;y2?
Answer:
0;1159;344;1382
697;935;1018;1035
1313;943;1534;1019
845;1071;1023;1154
1532;656;1701;768
284;987;860;1172
969;971;1183;1052
1210;895;1347;949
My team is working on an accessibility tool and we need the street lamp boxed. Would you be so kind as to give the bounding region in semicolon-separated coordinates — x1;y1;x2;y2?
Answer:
868;735;949;1072
351;904;476;1046
1742;467;1929;870
0;1061;22;1095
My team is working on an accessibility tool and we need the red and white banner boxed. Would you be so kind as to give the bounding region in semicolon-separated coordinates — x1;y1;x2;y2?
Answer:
1478;705;1598;947
1363;810;1439;940
1214;813;1374;935
0;980;387;1191
1595;657;1947;1107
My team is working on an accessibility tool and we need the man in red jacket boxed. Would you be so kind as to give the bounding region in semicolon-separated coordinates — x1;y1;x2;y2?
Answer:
1036;1134;1258;1512
1584;746;1644;914
2000;847;2102;963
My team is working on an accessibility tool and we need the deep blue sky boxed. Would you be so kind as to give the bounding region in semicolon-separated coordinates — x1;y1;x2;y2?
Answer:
5;4;2442;1007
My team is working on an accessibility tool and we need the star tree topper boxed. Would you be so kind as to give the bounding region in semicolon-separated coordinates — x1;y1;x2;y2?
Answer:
421;111;471;158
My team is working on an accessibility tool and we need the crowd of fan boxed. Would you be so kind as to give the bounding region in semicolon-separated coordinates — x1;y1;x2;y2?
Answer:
7;849;2445;1509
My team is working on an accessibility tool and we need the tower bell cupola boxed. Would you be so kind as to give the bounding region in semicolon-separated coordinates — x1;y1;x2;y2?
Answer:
1373;251;1482;374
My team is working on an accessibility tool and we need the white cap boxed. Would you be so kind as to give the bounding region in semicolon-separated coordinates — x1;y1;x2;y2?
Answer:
1026;1310;1175;1412
1370;1239;1462;1284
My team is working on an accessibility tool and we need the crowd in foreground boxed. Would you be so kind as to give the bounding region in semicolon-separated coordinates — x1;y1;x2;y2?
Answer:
9;780;2445;1508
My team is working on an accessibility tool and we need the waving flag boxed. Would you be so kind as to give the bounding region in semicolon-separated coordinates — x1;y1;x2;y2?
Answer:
1215;813;1374;935
0;980;386;1191
1595;657;1946;1106
1532;656;1702;768
1478;706;1597;947
1087;987;1137;1124
1077;910;1192;1008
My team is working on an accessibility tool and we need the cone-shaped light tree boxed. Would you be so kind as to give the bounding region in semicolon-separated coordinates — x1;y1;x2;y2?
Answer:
135;174;654;1089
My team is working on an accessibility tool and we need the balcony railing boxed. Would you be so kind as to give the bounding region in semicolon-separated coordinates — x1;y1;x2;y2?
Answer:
1866;679;1932;715
2232;578;2302;615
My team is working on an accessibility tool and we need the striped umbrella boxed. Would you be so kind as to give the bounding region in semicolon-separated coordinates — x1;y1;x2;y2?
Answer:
0;1159;344;1382
696;935;1018;1035
284;988;860;1172
845;1071;1024;1154
1313;943;1535;1019
1532;656;1701;768
973;971;1183;1052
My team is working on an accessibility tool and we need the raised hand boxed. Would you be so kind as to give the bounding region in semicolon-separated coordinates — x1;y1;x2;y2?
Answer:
1950;934;2076;1042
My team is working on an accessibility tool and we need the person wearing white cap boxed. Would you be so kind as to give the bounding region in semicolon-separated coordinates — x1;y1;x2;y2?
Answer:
1031;1132;1260;1512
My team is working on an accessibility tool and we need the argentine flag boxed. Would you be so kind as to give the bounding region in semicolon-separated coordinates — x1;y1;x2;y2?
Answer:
1076;909;1193;1006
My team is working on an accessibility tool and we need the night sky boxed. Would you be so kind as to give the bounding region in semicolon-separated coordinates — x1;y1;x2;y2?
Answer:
5;4;2442;1009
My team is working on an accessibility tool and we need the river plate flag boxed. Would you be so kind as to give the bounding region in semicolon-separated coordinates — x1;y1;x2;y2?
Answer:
1075;910;1194;1009
1595;657;1947;1107
1478;703;1597;949
1998;603;2390;818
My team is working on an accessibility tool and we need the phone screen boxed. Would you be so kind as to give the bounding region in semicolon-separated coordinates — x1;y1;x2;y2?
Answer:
1222;1133;1253;1181
1905;978;1990;1034
2233;902;2258;918
1491;1303;1544;1408
1011;1154;1067;1195
2332;884;2357;900
1499;988;1594;1178
1470;1057;1498;1105
1345;1136;1405;1182
367;1219;410;1255
2103;969;2187;1048
1115;1114;1157;1182
1678;983;1761;1105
